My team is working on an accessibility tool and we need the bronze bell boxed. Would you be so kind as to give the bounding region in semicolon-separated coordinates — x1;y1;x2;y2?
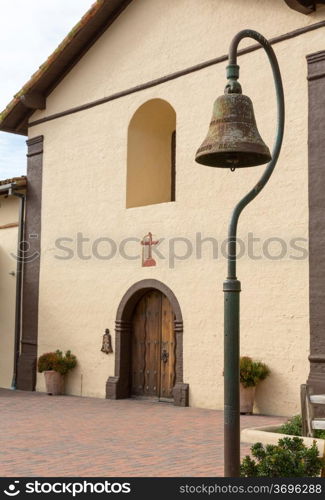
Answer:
195;93;271;169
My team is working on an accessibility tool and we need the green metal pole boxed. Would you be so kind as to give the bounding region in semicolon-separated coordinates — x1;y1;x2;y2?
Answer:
223;30;285;477
224;278;241;477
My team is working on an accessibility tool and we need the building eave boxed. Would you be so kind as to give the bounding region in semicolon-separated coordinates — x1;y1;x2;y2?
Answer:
0;0;133;136
1;0;324;136
0;176;27;196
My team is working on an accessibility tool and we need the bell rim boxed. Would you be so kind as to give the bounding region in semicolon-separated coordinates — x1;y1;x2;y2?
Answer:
195;150;272;168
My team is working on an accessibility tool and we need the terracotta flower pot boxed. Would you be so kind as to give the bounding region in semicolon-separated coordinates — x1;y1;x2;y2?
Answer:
240;384;256;414
44;371;65;395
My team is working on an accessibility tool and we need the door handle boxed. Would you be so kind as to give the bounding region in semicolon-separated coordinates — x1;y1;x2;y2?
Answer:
161;349;169;364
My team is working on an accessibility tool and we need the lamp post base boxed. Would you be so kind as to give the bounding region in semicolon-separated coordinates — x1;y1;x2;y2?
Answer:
223;278;241;477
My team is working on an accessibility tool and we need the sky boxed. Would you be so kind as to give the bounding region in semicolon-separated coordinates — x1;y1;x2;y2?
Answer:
0;0;93;180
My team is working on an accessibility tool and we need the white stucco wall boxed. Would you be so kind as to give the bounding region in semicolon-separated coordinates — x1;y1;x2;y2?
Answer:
0;196;19;389
29;0;325;415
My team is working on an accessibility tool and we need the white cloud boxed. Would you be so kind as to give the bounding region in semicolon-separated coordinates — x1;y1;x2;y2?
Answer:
0;0;93;180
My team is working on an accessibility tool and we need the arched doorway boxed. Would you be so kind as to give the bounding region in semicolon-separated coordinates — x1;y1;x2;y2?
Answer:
106;280;189;406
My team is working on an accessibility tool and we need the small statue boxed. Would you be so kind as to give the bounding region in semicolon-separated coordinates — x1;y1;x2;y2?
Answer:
101;329;113;354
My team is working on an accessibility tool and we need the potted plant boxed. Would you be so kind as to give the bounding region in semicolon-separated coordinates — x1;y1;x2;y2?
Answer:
38;350;77;395
240;356;270;414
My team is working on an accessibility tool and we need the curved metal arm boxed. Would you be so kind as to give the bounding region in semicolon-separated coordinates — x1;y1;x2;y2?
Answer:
226;30;285;279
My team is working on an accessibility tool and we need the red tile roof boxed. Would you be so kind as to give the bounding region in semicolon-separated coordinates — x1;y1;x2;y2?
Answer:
0;0;132;135
0;176;27;187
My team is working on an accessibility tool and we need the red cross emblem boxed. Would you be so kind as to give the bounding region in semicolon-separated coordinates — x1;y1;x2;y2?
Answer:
141;232;159;267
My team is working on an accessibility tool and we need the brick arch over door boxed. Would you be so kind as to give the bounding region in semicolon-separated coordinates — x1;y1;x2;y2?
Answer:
106;279;189;406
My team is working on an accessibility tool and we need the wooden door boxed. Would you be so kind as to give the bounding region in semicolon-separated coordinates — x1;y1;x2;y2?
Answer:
131;291;176;400
160;295;176;399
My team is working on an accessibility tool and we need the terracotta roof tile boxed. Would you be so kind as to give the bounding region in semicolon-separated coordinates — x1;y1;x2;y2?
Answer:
0;1;105;126
0;176;27;187
0;0;131;135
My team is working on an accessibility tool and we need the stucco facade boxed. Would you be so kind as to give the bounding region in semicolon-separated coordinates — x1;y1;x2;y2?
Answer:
0;195;19;389
4;0;325;415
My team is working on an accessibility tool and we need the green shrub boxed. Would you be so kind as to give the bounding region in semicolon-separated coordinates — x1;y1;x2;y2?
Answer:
278;414;325;440
37;352;57;373
38;350;77;375
240;356;270;388
278;415;302;436
240;437;323;477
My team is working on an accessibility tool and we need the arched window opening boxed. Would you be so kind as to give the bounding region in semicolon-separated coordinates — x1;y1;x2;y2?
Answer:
126;99;176;208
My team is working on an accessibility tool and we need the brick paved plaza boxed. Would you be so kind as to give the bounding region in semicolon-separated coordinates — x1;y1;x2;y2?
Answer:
0;389;286;477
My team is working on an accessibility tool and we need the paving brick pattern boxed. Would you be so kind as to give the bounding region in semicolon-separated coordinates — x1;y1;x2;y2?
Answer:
0;389;286;477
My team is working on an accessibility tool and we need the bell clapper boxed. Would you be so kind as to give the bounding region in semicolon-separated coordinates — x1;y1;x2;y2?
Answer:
228;158;238;172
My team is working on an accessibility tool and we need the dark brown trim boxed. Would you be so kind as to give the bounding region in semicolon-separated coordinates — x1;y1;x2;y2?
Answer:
307;71;325;81
284;0;325;14
0;222;18;230
29;21;325;129
307;51;325;397
309;354;325;363
307;51;325;64
16;135;44;391
106;279;189;407
284;0;315;14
